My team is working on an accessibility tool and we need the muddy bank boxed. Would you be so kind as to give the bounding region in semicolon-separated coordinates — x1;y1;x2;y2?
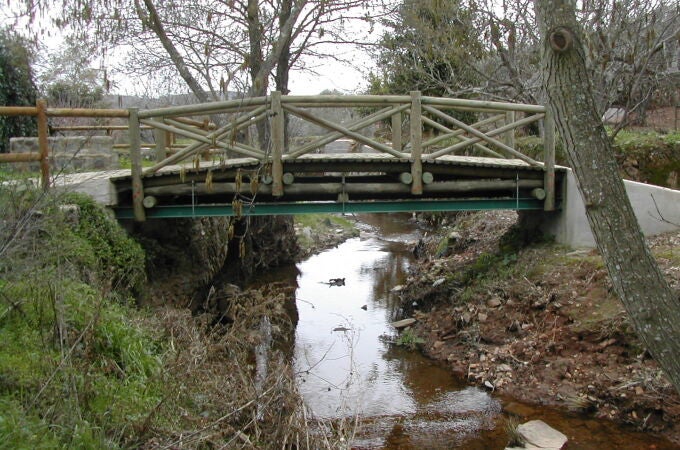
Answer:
397;211;680;445
294;213;360;258
132;215;299;308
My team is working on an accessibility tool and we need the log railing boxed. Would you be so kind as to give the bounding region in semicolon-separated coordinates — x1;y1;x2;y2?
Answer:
0;101;128;190
131;91;555;220
0;93;555;222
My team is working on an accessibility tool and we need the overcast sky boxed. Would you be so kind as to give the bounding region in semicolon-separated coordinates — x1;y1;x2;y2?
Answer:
1;3;380;97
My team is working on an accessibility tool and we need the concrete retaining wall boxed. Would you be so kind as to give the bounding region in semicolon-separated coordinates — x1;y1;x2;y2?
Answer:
9;136;117;171
545;169;680;248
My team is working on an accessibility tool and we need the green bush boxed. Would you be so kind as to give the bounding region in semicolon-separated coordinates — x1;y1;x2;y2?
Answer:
0;189;161;448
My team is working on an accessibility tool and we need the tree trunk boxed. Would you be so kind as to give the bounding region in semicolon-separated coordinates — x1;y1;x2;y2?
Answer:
246;0;269;149
138;0;210;103
275;0;293;151
533;0;680;393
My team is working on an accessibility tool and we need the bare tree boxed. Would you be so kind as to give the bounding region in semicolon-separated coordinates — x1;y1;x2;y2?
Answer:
534;0;680;394
18;0;384;100
472;0;678;119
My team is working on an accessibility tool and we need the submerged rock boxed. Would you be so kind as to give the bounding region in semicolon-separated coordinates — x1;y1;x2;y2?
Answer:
391;318;416;329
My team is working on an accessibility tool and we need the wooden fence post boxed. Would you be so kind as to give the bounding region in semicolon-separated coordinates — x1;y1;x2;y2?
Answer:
543;108;556;211
504;111;516;150
129;107;146;221
410;91;423;195
37;99;49;191
271;91;284;197
392;111;402;152
154;127;166;163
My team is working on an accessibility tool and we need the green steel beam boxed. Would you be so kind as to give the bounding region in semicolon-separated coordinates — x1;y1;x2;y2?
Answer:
114;198;554;219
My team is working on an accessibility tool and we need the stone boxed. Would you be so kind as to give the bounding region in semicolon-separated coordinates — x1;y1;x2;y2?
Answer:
498;363;512;372
517;420;568;449
58;204;80;224
478;312;488;322
391;285;404;292
448;231;462;241
391;318;416;329
432;277;446;287
487;297;502;308
602;107;627;124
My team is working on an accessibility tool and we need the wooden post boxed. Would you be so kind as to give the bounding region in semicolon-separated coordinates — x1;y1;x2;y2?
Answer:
410;91;423;195
271;91;284;196
37;99;49;191
129;108;146;221
154;127;166;163
504;111;516;150
543;108;556;211
391;111;402;152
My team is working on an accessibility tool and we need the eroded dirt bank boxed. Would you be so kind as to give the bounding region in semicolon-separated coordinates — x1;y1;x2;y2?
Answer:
398;211;680;444
132;215;299;308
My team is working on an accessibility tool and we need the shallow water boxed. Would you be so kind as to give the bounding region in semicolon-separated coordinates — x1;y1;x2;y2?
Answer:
262;213;678;448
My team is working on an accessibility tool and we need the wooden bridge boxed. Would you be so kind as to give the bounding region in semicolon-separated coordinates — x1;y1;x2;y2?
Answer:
1;92;566;219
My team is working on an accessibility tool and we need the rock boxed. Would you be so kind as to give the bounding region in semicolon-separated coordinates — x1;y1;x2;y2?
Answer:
391;285;404;292
448;231;462;241
432;277;446;287
59;204;80;224
360;305;368;310
498;363;512;372
602;107;627;124
433;340;445;350
487;297;502;308
391;318;416;329
504;402;535;418
484;380;495;390
301;227;313;240
517;420;568;449
333;326;350;332
478;312;488;322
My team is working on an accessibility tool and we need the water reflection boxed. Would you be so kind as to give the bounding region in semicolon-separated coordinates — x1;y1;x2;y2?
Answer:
271;213;678;449
292;213;502;445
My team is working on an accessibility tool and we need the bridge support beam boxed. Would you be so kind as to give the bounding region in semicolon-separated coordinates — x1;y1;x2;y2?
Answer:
129;107;146;222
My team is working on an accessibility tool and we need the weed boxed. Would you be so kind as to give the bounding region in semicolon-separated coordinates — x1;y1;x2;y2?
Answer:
395;329;425;350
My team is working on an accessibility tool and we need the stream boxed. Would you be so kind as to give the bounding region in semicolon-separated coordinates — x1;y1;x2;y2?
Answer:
258;214;678;448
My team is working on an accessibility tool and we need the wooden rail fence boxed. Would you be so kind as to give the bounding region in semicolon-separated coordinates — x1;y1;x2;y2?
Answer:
0;92;556;222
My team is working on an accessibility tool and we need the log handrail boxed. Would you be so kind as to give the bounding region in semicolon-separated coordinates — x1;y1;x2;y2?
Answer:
0;93;556;213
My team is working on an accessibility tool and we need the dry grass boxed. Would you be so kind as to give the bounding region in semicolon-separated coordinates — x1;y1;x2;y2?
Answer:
140;287;351;449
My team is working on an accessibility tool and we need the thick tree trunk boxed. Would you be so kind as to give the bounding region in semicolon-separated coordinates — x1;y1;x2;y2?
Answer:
533;0;680;393
247;0;269;149
275;0;293;151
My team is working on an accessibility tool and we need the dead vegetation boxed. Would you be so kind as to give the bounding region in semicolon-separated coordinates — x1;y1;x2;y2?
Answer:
139;287;345;449
400;211;680;444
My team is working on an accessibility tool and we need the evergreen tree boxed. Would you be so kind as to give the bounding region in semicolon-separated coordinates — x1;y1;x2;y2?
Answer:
369;0;484;98
0;28;37;153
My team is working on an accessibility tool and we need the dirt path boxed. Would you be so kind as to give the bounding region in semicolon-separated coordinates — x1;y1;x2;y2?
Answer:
398;211;680;444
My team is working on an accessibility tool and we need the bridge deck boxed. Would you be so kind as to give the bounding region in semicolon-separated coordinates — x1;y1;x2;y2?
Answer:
102;154;566;218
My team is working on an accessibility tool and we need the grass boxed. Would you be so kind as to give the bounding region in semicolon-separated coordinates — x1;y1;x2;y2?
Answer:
0;188;162;448
294;213;359;250
395;328;425;350
0;184;343;448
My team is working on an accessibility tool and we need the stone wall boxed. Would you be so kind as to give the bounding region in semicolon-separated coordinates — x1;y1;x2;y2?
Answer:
9;136;117;171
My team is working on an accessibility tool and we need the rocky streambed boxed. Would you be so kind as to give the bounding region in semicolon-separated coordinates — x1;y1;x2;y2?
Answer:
396;210;680;448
